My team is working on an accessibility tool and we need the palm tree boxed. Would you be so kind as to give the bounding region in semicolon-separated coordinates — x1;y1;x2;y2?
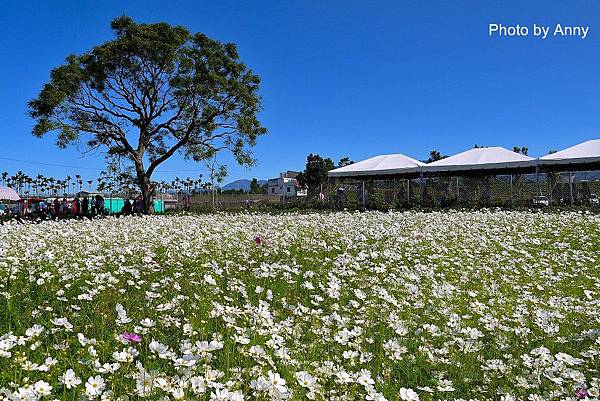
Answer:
35;174;45;196
12;171;26;195
75;175;82;193
65;176;71;196
25;175;33;195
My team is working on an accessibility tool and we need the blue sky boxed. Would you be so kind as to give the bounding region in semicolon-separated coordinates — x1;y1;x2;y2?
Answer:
0;0;599;185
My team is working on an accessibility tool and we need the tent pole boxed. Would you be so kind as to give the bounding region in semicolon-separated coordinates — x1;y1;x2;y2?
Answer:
547;173;552;204
569;172;574;206
362;181;366;208
510;174;513;205
455;177;459;201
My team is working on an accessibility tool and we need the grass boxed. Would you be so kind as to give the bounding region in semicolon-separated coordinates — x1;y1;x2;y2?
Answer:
0;210;598;400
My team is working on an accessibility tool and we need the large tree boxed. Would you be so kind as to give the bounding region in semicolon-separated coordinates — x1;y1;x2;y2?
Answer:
297;154;335;196
29;16;266;212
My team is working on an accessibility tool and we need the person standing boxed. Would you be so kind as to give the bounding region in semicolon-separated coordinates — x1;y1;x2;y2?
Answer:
97;195;105;215
73;196;80;217
82;196;89;217
121;199;133;216
61;197;68;215
39;200;48;220
53;198;60;218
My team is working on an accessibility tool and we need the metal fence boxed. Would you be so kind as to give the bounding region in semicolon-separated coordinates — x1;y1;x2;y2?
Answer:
328;171;600;209
154;171;600;211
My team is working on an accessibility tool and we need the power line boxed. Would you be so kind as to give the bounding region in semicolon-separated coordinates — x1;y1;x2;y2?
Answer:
0;156;209;173
0;157;104;171
0;156;270;181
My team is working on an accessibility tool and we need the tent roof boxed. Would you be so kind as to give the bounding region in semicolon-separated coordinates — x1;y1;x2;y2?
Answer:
328;153;424;177
422;146;536;173
0;186;20;201
539;139;600;166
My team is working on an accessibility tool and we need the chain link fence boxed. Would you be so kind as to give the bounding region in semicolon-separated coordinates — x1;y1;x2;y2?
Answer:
328;171;600;209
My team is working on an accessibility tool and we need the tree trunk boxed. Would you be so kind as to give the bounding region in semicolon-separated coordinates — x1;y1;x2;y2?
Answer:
134;160;154;214
137;174;154;214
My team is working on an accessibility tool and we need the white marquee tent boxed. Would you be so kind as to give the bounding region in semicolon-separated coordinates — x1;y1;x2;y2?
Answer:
538;139;600;167
328;154;424;177
421;146;536;173
0;186;20;201
327;140;600;179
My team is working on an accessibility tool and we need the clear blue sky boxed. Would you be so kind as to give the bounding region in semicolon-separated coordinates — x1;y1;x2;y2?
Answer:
1;0;599;185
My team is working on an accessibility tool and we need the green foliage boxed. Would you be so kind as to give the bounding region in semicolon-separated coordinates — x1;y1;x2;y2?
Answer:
249;178;263;194
426;150;447;163
367;189;391;211
298;154;335;196
337;156;354;167
513;146;529;155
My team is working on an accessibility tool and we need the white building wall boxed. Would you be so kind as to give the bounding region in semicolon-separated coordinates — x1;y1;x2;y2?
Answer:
267;177;300;197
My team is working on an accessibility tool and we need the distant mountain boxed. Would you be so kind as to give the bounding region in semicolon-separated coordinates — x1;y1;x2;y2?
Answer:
221;179;267;192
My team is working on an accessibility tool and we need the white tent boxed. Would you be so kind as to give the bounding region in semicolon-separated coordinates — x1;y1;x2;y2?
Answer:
328;154;425;177
0;186;20;201
538;139;600;166
422;146;536;173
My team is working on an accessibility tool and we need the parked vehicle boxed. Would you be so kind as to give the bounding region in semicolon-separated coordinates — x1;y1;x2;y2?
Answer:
532;196;549;206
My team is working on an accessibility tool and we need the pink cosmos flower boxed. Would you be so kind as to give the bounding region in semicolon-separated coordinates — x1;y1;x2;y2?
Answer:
576;388;589;399
254;235;263;245
121;332;141;343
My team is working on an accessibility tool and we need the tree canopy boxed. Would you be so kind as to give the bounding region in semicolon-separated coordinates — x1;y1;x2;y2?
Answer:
297;154;335;196
426;150;447;163
338;156;354;167
29;16;266;211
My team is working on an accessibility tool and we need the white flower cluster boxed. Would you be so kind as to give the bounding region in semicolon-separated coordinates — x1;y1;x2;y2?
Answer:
0;210;597;400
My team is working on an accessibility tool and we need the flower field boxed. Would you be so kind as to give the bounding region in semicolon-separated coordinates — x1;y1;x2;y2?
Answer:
0;211;599;401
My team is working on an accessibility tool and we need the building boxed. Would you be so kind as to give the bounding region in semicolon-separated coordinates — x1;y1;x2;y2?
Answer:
267;171;306;198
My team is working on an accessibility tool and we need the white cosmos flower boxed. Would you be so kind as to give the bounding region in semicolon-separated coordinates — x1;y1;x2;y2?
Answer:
149;339;170;358
399;387;419;401
367;392;388;401
268;370;286;388
51;317;73;330
171;387;185;399
229;390;244;401
140;318;155;327
295;371;316;388
12;387;37;400
59;368;82;389
196;340;224;352
437;379;454;392
210;388;233;401
33;380;52;396
85;375;105;398
115;303;132;324
25;324;45;337
191;376;206;395
336;371;353;384
204;274;217;286
357;372;375;387
250;376;270;391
